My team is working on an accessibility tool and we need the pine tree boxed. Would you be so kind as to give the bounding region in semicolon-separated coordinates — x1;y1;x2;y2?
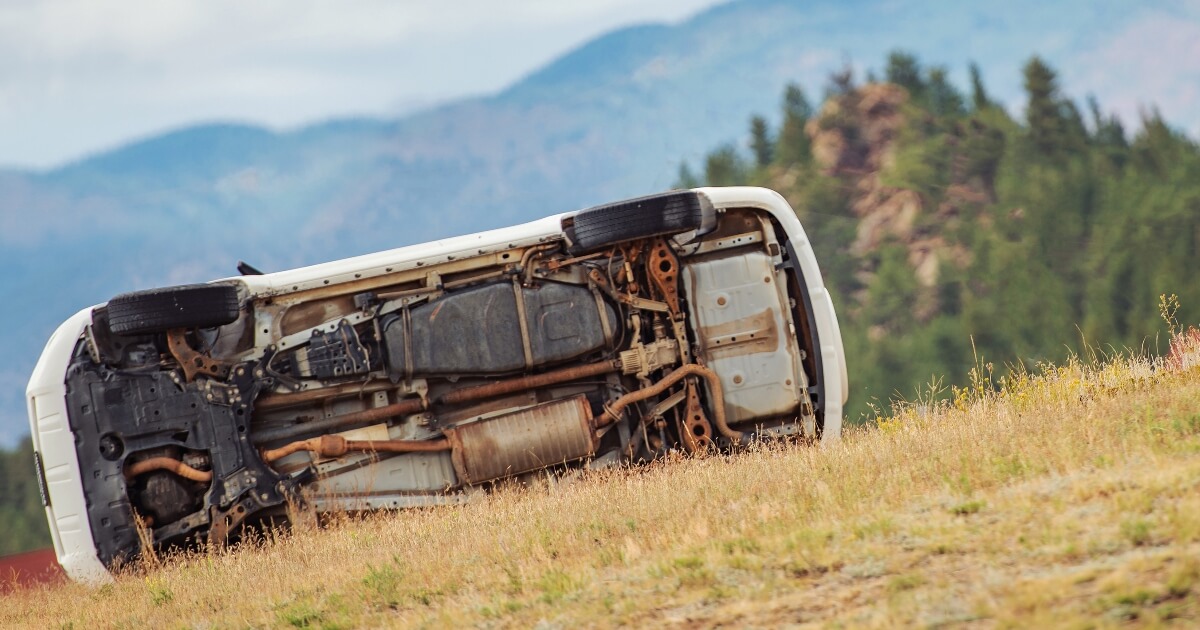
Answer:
704;144;748;186
1087;96;1105;136
775;83;813;166
886;51;925;99
675;161;700;188
969;62;990;110
1132;108;1186;175
749;115;774;168
1062;100;1090;152
1023;56;1068;156
1087;96;1129;170
962;119;1006;193
926;67;965;118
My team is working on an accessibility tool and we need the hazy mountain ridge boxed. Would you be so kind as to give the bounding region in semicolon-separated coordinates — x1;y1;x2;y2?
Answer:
1;0;1197;444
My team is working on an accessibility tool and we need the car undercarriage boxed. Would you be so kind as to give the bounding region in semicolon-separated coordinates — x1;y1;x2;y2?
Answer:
35;189;842;576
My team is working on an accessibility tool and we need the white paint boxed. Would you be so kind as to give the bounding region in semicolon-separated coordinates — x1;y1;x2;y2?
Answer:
26;307;111;585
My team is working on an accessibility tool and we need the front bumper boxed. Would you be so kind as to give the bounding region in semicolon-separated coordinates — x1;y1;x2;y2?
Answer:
26;308;111;584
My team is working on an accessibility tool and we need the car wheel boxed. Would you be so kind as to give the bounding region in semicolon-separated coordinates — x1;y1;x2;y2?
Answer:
569;190;713;251
106;284;240;335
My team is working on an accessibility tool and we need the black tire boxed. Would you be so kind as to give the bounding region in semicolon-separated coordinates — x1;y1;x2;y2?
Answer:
107;284;240;335
569;190;712;251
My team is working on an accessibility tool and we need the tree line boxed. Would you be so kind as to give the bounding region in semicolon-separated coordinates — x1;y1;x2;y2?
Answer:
680;52;1200;419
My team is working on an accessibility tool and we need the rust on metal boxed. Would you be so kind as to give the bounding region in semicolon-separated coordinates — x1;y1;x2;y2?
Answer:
444;395;595;484
595;363;742;442
588;268;670;313
255;380;396;412
166;328;231;382
255;360;618;446
519;242;559;284
437;391;536;425
679;379;713;453
376;269;508;301
276;248;526;304
647;238;682;317
540;250;606;273
261;434;450;463
279;296;357;336
618;241;644;295
437;360;619;406
124;456;213;483
587;267;609;289
320;397;428;428
376;284;438;302
698;309;778;359
512;278;536;369
207;501;253;550
644;238;693;364
252;396;429;444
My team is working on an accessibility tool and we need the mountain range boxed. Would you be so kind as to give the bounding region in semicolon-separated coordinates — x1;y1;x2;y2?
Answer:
2;0;1198;444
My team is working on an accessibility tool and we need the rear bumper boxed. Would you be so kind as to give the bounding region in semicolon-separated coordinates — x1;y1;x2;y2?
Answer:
26;308;111;584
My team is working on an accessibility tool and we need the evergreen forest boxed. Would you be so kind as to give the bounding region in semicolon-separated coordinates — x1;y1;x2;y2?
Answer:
679;52;1200;421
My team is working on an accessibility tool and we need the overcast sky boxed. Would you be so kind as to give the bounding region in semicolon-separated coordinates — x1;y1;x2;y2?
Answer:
0;0;724;169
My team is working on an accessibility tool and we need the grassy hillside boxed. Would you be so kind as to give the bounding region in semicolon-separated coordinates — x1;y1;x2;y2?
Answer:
5;334;1200;627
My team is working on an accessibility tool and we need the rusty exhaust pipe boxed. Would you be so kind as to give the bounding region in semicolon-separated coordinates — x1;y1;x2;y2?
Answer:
261;434;450;463
437;360;620;405
124;457;213;483
126;435;452;482
594;363;742;443
255;381;396;412
253;397;429;444
253;361;621;445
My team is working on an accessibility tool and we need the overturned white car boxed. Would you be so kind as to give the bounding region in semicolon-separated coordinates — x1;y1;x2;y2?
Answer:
27;186;847;583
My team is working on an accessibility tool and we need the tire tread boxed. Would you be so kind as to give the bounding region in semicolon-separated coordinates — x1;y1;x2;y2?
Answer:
571;191;707;250
107;284;240;335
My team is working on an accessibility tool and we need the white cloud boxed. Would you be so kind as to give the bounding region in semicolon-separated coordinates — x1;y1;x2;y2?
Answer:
0;0;722;168
1068;12;1200;136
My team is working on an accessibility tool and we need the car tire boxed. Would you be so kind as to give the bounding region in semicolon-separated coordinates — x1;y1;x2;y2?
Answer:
107;284;240;335
569;190;713;251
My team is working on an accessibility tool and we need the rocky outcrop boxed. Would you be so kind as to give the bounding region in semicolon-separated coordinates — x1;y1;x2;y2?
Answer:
805;82;982;322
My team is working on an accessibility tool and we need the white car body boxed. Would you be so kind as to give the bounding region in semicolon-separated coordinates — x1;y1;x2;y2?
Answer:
28;186;847;583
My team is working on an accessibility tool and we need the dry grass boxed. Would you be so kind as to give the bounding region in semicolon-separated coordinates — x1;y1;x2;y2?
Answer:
5;347;1200;628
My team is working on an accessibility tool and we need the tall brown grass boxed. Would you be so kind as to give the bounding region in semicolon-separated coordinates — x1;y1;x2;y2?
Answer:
4;342;1200;628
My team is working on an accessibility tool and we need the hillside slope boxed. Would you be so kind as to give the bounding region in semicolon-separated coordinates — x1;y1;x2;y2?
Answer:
3;0;1197;444
5;336;1200;627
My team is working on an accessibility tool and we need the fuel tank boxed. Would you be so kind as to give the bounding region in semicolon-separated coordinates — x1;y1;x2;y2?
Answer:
381;280;619;377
